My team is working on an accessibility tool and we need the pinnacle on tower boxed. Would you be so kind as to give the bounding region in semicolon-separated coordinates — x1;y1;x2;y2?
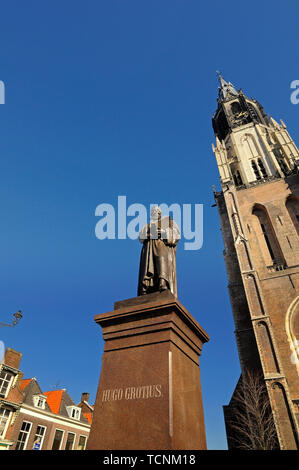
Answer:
216;71;238;101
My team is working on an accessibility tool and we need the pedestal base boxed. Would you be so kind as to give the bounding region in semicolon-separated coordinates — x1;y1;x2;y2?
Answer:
87;291;209;450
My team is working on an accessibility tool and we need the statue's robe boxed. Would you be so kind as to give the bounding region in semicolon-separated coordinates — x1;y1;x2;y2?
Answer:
138;216;180;297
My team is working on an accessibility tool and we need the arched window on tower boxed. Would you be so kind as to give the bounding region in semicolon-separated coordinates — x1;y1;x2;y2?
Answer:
252;160;261;180
286;195;299;236
231;101;242;115
252;204;286;270
258;158;267;178
230;164;243;187
247;102;262;123
235;170;243;186
214;109;230;140
273;148;290;176
242;134;260;159
251;159;267;180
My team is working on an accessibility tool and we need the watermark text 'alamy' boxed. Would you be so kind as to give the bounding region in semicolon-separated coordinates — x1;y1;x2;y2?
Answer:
0;81;5;104
95;197;203;251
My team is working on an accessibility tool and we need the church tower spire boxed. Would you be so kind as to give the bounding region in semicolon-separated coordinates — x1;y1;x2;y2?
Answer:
216;71;238;102
212;75;299;190
212;77;299;449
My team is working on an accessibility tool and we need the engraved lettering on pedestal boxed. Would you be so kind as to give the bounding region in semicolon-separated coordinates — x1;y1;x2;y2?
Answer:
101;384;162;402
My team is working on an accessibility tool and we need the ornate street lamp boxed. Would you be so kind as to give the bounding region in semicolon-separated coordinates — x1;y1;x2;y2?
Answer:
0;310;23;328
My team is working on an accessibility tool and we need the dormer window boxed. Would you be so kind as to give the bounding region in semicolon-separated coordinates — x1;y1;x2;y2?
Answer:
66;406;81;420
33;394;47;409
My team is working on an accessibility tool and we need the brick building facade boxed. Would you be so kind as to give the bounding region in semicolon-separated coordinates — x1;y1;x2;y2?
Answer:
0;348;92;450
212;75;299;449
0;348;24;449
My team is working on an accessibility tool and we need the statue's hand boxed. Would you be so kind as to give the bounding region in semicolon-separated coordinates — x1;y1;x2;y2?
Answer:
139;225;149;242
162;227;180;246
160;229;167;240
163;228;173;244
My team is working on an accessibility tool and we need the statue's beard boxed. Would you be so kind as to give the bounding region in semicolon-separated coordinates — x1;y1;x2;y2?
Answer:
151;211;161;221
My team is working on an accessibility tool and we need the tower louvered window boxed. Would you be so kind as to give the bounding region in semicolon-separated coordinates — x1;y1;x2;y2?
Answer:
273;149;289;175
258;159;267;178
252;160;261;180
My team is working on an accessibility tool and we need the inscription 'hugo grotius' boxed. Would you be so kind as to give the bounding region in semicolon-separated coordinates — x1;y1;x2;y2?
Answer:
101;384;162;402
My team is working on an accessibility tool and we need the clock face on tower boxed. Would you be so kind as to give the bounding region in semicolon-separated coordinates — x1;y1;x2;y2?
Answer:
231;110;249;127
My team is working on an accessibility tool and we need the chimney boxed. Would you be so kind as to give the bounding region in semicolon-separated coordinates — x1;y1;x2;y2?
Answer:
81;392;90;403
4;348;22;369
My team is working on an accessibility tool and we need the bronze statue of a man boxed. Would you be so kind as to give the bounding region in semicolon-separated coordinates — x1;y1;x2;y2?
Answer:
138;206;180;297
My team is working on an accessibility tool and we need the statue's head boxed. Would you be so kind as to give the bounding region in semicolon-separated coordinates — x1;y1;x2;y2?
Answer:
150;206;162;220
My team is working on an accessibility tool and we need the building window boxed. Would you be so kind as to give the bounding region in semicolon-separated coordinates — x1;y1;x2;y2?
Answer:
258;158;267;178
278;158;288;175
52;429;64;450
0;408;11;438
72;408;80;420
15;421;32;450
0;370;14;398
286;196;299;236
33;394;46;409
253;205;286;269
231;101;242;115
65;432;75;450
213;109;230;140
66;406;81;420
273;148;289;175
232;170;243;187
251;159;267;180
32;425;46;450
37;397;45;408
243;134;260;158
260;223;276;261
230;163;243;187
77;435;87;450
251;160;261;180
247;102;261;122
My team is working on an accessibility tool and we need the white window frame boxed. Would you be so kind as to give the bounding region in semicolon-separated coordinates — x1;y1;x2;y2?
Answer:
66;406;81;420
33;394;47;410
51;428;65;450
15;420;32;450
0;370;14;398
32;424;47;450
0;408;11;438
65;431;76;450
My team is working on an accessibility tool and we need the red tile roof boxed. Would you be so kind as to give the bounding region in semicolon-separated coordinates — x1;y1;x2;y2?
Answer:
20;378;32;391
83;412;92;424
44;390;64;414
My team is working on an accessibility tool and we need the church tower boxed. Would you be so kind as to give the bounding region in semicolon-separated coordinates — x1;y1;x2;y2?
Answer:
212;74;299;449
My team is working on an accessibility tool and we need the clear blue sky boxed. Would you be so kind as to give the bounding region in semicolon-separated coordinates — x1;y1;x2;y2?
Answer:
1;1;298;450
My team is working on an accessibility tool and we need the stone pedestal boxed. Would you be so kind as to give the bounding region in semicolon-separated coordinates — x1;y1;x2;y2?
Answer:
87;291;209;450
